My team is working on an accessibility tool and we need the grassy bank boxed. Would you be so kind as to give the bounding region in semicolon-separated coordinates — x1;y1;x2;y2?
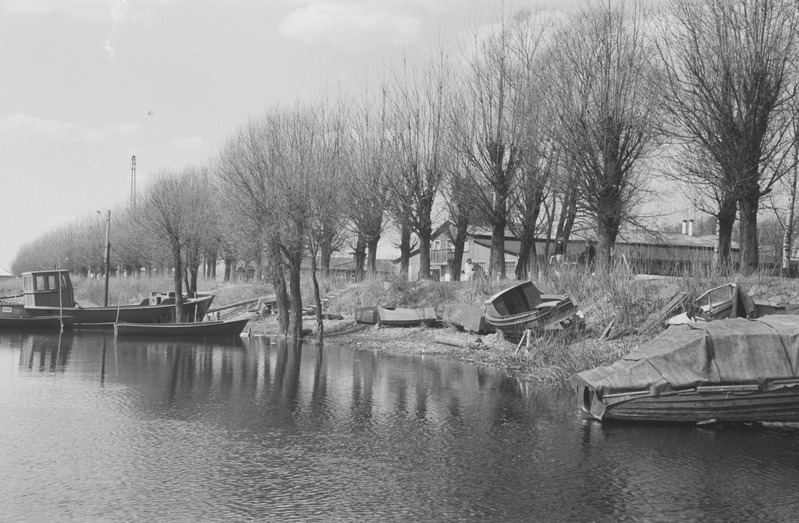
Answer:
63;268;799;386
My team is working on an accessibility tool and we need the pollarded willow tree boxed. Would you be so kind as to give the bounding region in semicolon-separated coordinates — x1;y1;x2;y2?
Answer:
344;86;391;280
547;1;662;268
451;15;534;280
135;167;213;322
659;0;798;272
384;51;451;281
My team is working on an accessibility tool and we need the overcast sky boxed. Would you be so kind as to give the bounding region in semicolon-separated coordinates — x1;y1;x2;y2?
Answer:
1;0;673;271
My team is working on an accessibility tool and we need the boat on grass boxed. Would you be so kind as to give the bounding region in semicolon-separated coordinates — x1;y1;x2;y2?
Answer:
571;315;799;424
484;281;583;338
19;270;213;328
377;306;437;327
667;283;799;325
441;304;492;334
354;306;380;325
114;317;250;340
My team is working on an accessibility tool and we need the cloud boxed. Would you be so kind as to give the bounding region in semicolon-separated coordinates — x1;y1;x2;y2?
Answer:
0;113;140;147
171;136;205;151
279;3;421;49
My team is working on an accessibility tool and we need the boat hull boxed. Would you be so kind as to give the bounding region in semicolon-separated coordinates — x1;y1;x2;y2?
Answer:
442;304;491;334
377;306;437;326
114;317;249;339
25;294;214;328
576;383;799;424
0;315;74;331
354;306;379;324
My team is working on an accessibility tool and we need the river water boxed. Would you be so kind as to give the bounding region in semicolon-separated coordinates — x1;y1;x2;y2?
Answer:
2;332;799;522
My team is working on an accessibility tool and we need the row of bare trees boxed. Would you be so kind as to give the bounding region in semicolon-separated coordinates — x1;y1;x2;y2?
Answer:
12;0;799;337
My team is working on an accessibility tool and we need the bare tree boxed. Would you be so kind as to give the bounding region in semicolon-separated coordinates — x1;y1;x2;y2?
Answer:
548;2;662;268
135;168;210;322
660;0;798;272
451;16;530;279
384;51;451;280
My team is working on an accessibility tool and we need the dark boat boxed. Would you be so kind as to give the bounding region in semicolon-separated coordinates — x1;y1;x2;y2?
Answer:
571;315;799;424
114;317;250;339
441;304;492;334
377;306;437;326
1;300;73;330
484;281;583;337
354;306;380;324
19;270;214;328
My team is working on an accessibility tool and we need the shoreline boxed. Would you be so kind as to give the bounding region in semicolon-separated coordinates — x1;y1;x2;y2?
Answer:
243;313;638;387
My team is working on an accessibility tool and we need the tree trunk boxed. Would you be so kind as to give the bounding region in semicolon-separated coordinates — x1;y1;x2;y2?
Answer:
310;254;324;345
449;219;469;282
782;140;798;276
399;223;412;281
738;192;759;274
489;217;507;280
354;233;366;281
286;251;303;339
171;241;184;323
715;198;736;271
417;230;432;281
366;236;379;275
264;239;289;336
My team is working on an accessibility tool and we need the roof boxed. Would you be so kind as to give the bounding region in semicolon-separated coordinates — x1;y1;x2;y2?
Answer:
301;256;396;273
0;267;12;278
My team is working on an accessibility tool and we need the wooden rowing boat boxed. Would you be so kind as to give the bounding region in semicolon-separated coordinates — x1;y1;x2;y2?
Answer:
377;306;437;327
114;317;250;339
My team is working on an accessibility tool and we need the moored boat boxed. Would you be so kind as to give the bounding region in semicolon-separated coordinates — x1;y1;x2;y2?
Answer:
484;281;583;338
1;300;73;330
377;306;437;327
571;315;799;424
114;317;250;339
19;270;214;328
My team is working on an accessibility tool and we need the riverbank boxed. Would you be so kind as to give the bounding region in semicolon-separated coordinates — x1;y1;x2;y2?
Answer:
235;269;799;386
70;269;799;386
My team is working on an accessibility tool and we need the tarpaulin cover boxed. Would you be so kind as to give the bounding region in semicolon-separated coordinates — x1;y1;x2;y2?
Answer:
572;315;799;396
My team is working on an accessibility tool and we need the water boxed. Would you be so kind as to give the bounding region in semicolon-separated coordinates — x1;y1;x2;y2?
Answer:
2;332;799;522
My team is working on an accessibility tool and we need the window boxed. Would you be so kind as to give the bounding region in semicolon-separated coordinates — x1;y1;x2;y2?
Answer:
48;275;56;290
36;275;46;291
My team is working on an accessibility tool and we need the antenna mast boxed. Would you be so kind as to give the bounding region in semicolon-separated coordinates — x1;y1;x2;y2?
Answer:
130;155;137;206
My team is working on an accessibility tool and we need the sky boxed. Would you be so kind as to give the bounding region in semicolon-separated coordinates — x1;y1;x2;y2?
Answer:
0;0;679;272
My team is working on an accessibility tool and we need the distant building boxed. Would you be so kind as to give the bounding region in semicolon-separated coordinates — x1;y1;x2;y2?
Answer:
301;256;396;280
404;221;756;280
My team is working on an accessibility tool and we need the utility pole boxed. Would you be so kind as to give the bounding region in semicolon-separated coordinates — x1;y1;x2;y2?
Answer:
130;155;137;206
102;210;111;306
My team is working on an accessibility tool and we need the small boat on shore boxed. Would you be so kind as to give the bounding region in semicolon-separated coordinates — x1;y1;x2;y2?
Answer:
571;315;799;424
441;304;492;334
354;306;380;325
114;317;250;340
484;281;583;338
667;283;799;325
377;306;437;327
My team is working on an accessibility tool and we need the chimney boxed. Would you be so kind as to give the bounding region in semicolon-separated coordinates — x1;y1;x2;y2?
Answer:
688;219;694;237
681;220;687;235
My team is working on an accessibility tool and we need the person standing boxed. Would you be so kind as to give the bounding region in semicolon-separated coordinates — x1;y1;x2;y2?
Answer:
463;258;474;281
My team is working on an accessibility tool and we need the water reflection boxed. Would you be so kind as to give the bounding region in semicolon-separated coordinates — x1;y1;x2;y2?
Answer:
2;333;799;521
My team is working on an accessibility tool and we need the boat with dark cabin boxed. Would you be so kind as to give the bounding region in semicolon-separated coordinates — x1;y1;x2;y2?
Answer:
377;306;437;327
484;281;583;338
114;317;250;340
18;270;214;328
571;315;799;424
0;301;73;331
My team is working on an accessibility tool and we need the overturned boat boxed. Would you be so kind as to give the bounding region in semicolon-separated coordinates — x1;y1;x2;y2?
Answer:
572;316;799;424
484;281;583;338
